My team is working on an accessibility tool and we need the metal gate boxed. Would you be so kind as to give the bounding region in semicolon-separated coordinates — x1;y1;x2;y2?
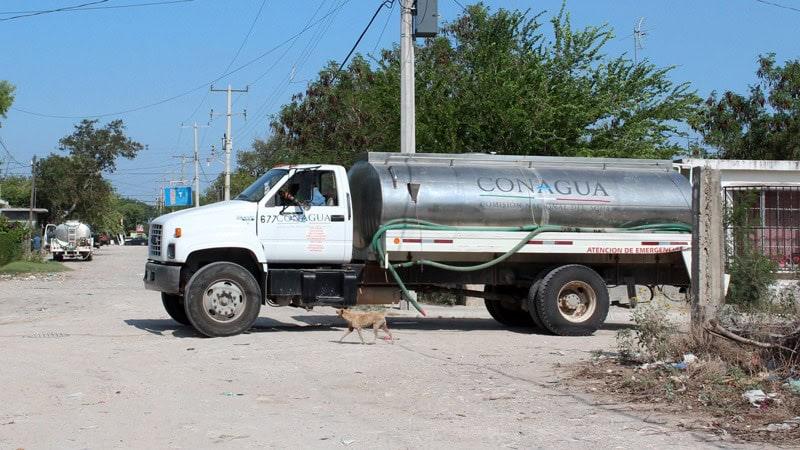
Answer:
723;185;800;274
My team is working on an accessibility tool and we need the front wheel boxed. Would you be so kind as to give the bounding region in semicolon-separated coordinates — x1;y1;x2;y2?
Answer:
534;265;609;336
183;262;262;337
162;293;191;325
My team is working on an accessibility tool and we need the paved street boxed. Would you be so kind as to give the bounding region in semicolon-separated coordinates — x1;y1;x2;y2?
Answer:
0;246;742;449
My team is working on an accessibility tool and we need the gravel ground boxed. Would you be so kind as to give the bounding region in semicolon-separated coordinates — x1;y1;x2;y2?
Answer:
0;246;751;449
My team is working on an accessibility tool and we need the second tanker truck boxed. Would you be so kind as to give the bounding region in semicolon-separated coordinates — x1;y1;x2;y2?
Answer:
47;221;94;261
143;152;693;337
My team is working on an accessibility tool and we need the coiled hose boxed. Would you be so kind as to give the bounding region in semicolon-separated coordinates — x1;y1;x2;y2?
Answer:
370;218;692;316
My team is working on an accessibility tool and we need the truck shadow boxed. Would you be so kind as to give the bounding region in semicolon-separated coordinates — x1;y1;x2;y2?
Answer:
125;316;634;338
292;315;542;334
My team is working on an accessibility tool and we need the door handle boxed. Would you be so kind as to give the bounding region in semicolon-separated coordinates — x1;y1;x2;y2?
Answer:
331;215;345;222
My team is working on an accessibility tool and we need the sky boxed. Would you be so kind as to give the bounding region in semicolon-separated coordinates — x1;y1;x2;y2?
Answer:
0;0;798;205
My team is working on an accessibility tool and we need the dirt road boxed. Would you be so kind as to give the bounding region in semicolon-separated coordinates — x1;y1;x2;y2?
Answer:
0;246;744;449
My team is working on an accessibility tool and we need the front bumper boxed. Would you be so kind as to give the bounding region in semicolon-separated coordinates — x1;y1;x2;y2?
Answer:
143;261;181;294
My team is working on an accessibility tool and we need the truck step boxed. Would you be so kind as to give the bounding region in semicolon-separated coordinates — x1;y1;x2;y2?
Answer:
315;296;345;305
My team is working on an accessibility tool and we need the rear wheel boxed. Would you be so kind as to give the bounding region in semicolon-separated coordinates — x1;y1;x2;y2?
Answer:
484;285;534;327
526;267;557;330
535;265;609;336
161;293;191;325
184;262;262;337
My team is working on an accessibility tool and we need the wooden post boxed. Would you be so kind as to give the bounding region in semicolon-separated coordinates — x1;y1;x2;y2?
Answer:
690;168;725;331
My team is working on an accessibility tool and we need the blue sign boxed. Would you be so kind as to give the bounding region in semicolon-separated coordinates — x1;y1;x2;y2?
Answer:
164;186;192;207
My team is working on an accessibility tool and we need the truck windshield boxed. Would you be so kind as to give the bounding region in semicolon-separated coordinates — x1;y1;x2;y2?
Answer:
235;169;288;202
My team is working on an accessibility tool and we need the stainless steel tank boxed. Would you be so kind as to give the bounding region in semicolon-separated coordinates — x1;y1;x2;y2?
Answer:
348;153;692;248
54;221;93;244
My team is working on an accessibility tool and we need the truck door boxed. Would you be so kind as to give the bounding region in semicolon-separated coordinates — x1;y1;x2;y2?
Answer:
258;168;350;263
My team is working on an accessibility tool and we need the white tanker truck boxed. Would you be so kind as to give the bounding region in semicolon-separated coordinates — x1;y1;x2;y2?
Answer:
47;221;94;261
144;153;694;337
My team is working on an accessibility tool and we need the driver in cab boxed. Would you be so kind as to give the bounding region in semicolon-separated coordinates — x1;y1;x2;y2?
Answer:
278;183;300;205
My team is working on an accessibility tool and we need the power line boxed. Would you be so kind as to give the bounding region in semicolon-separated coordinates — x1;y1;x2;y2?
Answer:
11;0;352;120
0;136;25;167
182;0;268;124
0;0;109;22
234;0;340;140
0;0;194;17
331;0;395;83
754;0;800;13
370;0;396;57
223;0;269;75
450;0;467;12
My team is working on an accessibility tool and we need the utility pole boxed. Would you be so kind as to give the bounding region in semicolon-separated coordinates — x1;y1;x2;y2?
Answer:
210;84;248;200
27;155;36;229
633;17;646;64
400;0;415;154
171;154;191;185
181;122;209;207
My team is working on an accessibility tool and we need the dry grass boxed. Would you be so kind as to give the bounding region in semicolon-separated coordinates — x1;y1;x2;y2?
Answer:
575;332;800;444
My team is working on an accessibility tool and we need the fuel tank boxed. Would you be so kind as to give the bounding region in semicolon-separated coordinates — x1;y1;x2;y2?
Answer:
348;153;691;249
54;221;93;244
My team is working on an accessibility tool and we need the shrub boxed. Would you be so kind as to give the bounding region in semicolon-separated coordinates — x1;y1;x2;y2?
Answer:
617;304;677;362
725;191;777;307
0;216;27;266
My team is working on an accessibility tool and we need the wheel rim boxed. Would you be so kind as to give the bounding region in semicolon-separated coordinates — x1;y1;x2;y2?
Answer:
556;281;597;323
202;279;246;323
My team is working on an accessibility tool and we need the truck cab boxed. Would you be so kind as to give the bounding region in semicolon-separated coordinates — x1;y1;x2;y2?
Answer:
144;164;358;337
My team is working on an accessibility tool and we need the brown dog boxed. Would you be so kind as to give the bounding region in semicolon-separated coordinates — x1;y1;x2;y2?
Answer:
336;308;394;344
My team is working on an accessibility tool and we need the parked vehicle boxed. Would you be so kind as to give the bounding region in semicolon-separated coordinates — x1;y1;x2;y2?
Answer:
125;237;148;246
144;153;694;337
49;221;94;261
92;232;111;248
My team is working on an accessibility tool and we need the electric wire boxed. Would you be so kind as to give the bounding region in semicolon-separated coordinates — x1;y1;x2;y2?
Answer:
450;0;467;12
233;0;338;141
0;0;109;21
754;0;800;13
331;0;395;84
11;1;352;120
0;0;194;15
369;0;396;58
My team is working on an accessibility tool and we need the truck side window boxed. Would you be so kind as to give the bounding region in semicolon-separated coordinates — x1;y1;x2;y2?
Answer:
266;170;338;207
319;171;338;206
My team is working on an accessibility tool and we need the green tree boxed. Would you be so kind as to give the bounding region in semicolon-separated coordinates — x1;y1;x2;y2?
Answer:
115;196;156;233
36;119;144;226
259;4;698;169
0;80;14;121
0;176;30;207
692;54;800;160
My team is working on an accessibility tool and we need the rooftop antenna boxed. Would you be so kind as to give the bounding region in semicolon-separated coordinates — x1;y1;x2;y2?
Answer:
633;17;647;64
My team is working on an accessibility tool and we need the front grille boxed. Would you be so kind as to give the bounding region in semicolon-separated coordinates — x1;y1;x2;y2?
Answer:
150;224;162;257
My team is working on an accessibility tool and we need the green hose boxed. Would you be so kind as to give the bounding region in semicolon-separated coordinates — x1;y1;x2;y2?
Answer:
369;218;691;316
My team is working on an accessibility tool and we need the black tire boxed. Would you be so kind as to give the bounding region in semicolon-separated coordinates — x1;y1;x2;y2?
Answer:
85;253;93;262
484;286;535;327
526;267;558;330
535;265;609;336
53;253;63;262
162;293;191;325
183;262;261;337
